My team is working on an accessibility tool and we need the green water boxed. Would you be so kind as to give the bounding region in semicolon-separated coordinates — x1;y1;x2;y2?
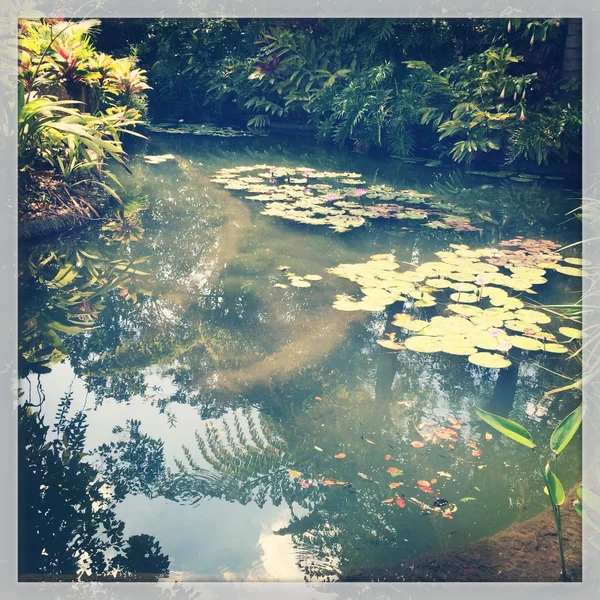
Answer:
18;133;582;582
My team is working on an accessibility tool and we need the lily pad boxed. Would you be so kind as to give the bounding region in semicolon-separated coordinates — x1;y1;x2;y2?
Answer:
468;352;511;369
558;327;582;339
404;336;444;353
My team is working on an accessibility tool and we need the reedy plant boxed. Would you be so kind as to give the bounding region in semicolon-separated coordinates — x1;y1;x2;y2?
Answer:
474;402;582;581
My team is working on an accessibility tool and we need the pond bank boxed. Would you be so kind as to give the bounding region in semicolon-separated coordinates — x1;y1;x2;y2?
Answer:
341;489;582;582
19;188;110;241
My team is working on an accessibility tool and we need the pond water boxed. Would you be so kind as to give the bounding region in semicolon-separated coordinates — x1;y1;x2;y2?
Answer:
18;132;583;582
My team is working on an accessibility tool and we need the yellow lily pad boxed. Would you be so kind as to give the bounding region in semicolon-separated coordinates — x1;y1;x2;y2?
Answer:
504;320;542;333
544;343;570;354
404;336;443;353
450;292;479;303
558;327;582;339
555;265;583;277
468;352;511;369
304;274;323;281
514;309;552;325
507;336;545;351
447;304;484;317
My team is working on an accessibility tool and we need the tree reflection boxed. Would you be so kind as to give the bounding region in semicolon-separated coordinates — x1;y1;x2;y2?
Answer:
18;395;170;582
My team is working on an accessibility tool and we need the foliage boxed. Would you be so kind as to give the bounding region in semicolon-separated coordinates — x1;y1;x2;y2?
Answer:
18;399;169;581
474;402;582;581
125;18;580;167
18;19;149;214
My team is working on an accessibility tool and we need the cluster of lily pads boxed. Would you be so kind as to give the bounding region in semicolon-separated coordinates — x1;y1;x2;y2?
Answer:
146;123;263;137
273;266;323;289
210;165;481;233
327;237;584;369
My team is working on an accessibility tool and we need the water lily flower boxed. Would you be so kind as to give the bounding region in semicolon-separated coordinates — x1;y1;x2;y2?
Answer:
178;118;184;123
474;275;490;287
303;169;314;177
496;340;513;353
354;188;367;197
325;193;339;201
227;126;233;130
489;328;503;338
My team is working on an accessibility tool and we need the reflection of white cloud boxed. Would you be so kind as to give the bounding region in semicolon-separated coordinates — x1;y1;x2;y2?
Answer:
251;515;304;582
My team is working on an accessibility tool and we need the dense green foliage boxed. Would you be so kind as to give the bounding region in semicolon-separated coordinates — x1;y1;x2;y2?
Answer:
100;18;581;167
18;19;149;214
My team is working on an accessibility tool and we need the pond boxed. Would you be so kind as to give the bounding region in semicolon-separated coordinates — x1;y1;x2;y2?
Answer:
18;131;583;582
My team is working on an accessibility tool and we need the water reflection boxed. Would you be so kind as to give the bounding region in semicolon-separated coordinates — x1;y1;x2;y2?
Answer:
18;134;582;581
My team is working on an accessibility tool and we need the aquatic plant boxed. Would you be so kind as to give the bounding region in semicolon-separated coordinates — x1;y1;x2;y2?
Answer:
211;164;481;233
474;402;582;580
328;238;582;368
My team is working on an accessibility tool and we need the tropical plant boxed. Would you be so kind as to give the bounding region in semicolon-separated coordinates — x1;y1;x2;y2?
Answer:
474;402;582;581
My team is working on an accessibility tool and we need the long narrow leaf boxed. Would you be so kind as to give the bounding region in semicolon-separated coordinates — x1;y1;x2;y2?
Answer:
550;404;582;455
474;405;536;448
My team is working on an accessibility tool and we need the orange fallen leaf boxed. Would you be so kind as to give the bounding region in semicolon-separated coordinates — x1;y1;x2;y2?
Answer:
449;444;455;450
448;417;460;426
382;498;395;504
430;478;437;484
385;454;392;461
335;453;347;459
442;512;454;519
315;396;323;401
389;482;403;489
472;450;482;458
417;480;430;487
395;497;406;508
466;442;478;450
322;479;336;485
410;441;425;448
418;485;435;494
485;432;493;440
358;472;369;480
387;467;402;476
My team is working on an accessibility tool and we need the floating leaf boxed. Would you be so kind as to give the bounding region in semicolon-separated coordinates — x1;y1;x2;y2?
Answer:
507;335;545;351
273;283;289;289
559;326;582;339
485;432;493;440
314;446;323;452
382;498;395;504
335;453;347;459
555;265;583;277
418;484;435;494
417;480;430;487
289;470;301;479
460;497;477;502
410;440;425;448
387;467;404;477
395;496;406;508
389;482;403;489
404;336;443;353
365;438;376;445
304;274;323;281
544;343;569;354
472;449;482;457
550;404;582;455
468;352;511;369
474;405;536;448
437;471;452;479
358;472;370;480
385;454;392;461
564;257;584;266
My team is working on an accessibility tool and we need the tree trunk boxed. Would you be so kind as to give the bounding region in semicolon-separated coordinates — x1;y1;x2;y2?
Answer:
561;18;582;81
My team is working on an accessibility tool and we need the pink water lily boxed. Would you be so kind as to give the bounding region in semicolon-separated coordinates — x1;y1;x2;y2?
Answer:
489;328;503;338
474;275;490;286
354;188;367;197
325;193;339;201
496;340;513;353
303;169;314;177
